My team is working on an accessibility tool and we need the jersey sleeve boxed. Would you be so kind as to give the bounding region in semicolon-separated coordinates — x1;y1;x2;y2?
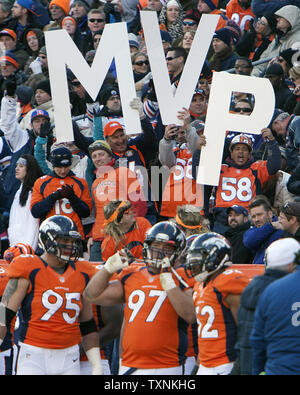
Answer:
77;259;98;280
115;263;140;283
174;266;196;290
137;217;152;238
253;160;271;186
77;177;93;213
30;177;45;210
7;255;35;280
215;269;250;295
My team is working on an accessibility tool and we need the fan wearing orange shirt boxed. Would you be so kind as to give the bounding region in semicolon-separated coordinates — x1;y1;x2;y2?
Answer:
197;0;228;30
84;221;196;375
0;215;103;375
185;232;250;375
30;147;93;239
195;130;282;234
225;0;254;32
101;200;151;262
88;140;147;262
159;124;203;219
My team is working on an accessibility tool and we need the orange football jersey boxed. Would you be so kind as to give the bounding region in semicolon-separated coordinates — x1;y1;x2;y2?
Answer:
160;145;203;218
116;264;194;369
215;161;271;209
7;255;97;349
101;217;151;262
193;268;249;368
226;0;254;31
31;174;92;238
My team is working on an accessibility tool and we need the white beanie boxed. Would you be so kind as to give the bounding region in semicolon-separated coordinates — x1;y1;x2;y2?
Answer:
166;0;180;7
264;238;300;268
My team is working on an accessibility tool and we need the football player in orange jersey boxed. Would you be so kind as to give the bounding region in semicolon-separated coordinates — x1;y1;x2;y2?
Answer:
84;221;196;375
0;215;103;375
185;232;250;375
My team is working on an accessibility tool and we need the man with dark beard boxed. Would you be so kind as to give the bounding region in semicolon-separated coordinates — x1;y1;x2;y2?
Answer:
224;205;254;264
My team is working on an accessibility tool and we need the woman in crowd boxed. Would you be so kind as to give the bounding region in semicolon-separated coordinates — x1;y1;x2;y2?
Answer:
284;65;300;114
159;0;185;42
236;14;277;61
178;30;195;53
131;51;151;98
62;16;85;53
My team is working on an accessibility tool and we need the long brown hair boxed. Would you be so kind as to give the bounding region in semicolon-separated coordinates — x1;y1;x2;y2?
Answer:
19;154;43;207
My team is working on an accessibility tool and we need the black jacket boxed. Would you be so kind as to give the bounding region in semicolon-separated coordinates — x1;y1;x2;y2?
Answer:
224;221;254;264
233;268;287;375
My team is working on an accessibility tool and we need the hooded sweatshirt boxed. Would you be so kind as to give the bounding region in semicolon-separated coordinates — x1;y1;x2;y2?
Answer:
252;5;300;76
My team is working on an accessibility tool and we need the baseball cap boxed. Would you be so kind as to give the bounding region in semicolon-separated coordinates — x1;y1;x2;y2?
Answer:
264;238;300;268
190;120;205;134
103;121;124;137
17;0;40;15
226;205;248;217
281;201;300;217
193;88;206;97
31;109;50;122
229;134;253;152
129;39;139;49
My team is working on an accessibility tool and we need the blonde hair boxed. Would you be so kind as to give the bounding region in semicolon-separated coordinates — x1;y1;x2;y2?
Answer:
174;204;209;237
131;51;148;65
289;65;300;80
103;200;132;248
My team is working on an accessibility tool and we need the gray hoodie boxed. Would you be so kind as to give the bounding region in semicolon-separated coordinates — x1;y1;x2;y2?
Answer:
252;5;300;76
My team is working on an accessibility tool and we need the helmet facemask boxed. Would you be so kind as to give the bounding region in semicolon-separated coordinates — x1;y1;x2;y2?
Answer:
186;246;230;283
54;235;81;263
143;241;176;274
40;230;82;264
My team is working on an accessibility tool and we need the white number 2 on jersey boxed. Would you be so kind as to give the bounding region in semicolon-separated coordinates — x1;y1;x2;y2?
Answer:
128;289;167;323
196;305;218;339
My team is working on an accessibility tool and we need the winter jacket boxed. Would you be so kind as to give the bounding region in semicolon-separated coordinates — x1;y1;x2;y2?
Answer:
252;5;300;77
235;268;287;375
251;0;300;17
224;221;254;264
243;221;283;265
251;266;300;375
